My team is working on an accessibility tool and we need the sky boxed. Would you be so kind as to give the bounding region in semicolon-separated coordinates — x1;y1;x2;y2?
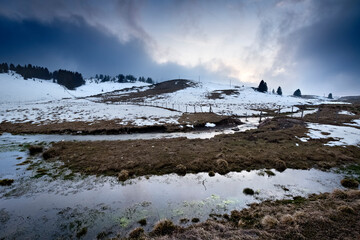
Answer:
0;0;359;96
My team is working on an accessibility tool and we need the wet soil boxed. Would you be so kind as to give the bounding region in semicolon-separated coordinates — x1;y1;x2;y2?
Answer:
43;117;360;178
0;113;240;135
128;189;360;240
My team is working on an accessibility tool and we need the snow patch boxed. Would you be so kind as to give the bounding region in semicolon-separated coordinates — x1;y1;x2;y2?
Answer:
306;123;360;146
205;122;216;127
344;119;360;127
338;110;355;116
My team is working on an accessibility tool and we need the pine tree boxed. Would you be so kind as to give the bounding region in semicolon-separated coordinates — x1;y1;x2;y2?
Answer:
117;74;125;83
146;77;153;84
257;80;268;93
277;86;282;96
293;89;302;97
328;93;333;99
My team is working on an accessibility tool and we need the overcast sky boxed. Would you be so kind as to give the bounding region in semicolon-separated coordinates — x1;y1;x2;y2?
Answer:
0;0;359;96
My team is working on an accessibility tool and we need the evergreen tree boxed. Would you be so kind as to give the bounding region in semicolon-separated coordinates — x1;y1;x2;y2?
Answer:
117;74;125;83
328;93;333;99
146;77;153;84
53;69;85;90
277;86;282;96
126;74;136;82
257;80;268;93
0;63;9;73
293;89;302;97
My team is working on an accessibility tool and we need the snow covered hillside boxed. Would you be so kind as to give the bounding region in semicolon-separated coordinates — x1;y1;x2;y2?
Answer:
0;72;71;103
0;73;350;127
0;72;150;102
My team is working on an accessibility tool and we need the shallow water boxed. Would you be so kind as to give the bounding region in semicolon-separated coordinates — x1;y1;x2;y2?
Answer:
0;124;350;239
0;117;261;143
0;155;347;238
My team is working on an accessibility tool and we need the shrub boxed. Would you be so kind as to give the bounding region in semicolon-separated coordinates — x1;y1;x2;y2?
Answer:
138;218;147;226
243;188;255;195
337;205;355;214
341;178;359;189
261;215;279;228
280;214;295;224
29;145;44;155
216;159;229;174
175;164;187;176
151;219;176;236
128;227;145;239
0;178;14;186
118;170;129;182
191;218;200;223
275;160;287;172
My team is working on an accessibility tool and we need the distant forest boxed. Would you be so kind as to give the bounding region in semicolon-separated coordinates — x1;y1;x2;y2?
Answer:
95;74;153;84
0;63;154;90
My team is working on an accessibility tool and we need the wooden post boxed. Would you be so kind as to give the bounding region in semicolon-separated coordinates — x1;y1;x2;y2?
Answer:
194;105;196;113
259;111;262;122
335;109;338;123
209;104;212;113
301;109;304;118
316;109;320;120
278;106;281;115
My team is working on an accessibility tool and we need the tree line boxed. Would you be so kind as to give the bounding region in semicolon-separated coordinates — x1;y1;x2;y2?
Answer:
255;79;332;99
0;62;155;90
0;62;85;90
95;74;154;84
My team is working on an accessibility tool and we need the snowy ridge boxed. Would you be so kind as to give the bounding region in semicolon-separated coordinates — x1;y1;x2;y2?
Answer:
0;73;150;103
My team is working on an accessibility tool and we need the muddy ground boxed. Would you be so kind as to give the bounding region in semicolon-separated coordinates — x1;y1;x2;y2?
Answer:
120;189;360;240
41;117;360;178
0;113;240;135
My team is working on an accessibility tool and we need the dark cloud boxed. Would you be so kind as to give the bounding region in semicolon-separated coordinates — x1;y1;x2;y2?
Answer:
270;0;360;95
0;16;217;81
